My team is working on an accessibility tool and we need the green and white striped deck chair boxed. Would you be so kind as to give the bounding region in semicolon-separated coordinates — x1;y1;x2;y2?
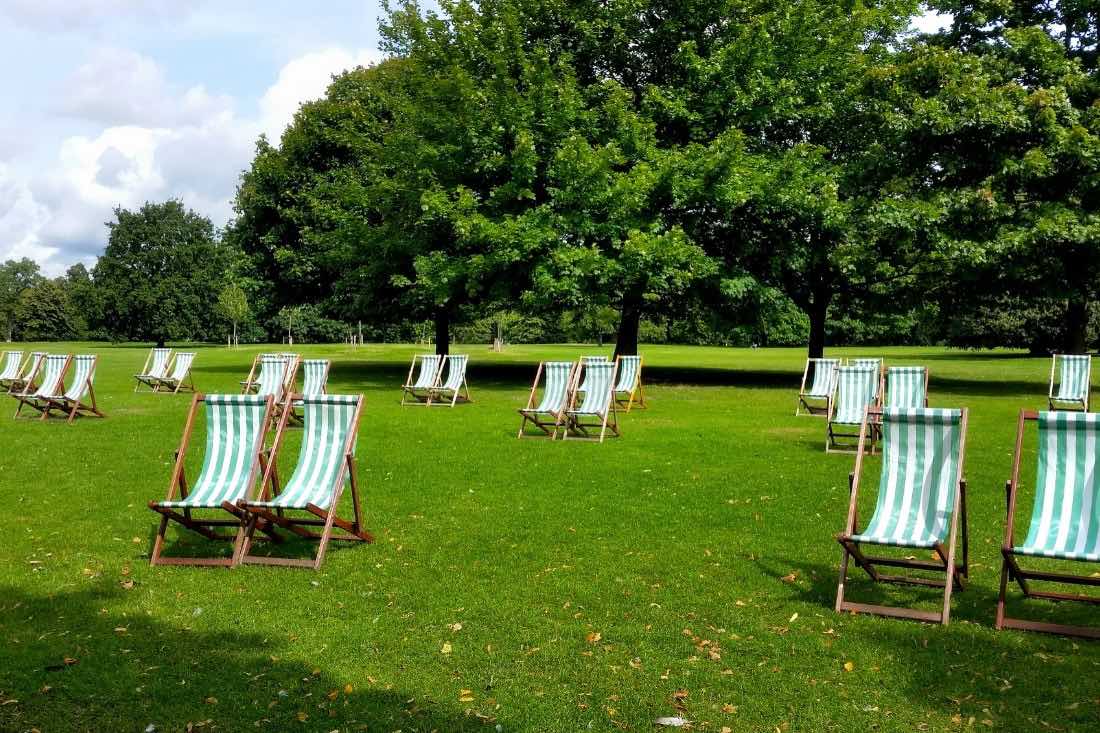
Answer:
564;360;620;442
1048;354;1091;412
135;347;172;392
0;350;24;389
401;353;443;405
149;393;274;566
884;366;928;409
155;352;196;394
278;352;300;393
850;357;883;372
432;354;471;407
797;358;840;416
238;394;370;569
7;351;45;395
44;354;103;423
290;358;330;421
245;355;291;402
826;365;881;452
13;353;70;419
837;407;969;625
613;354;645;411
998;410;1100;638
240;353;277;391
576;355;609;393
518;361;575;439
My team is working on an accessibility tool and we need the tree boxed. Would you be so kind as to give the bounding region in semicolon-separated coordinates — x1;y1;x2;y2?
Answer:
0;258;43;341
216;283;249;347
94;201;230;345
16;279;78;341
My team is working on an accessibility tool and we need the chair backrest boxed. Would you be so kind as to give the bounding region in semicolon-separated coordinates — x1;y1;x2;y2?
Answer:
858;408;964;545
300;359;330;397
168;352;195;381
806;358;840;397
277;394;362;509
146;348;172;378
22;352;46;379
832;365;879;424
577;356;607;391
186;395;270;505
64;355;96;400
412;354;442;389
441;355;468;391
0;351;23;380
534;361;574;413
850;358;882;370
575;361;615;415
615;355;641;392
33;355;69;397
1019;411;1100;559
255;356;289;399
1054;354;1091;401
885;366;927;409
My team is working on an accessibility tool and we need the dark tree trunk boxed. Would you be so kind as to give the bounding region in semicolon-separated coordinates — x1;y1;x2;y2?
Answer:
806;292;830;360
434;308;450;356
1064;297;1089;353
614;291;643;357
156;336;166;348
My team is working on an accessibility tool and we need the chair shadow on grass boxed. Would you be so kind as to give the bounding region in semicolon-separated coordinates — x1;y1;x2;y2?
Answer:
0;584;492;733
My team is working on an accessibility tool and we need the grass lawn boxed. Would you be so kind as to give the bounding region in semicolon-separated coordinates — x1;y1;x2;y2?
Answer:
1;343;1098;732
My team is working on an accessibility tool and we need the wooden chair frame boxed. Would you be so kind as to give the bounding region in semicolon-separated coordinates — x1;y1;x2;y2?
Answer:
996;410;1100;639
155;353;197;394
236;394;371;569
881;366;929;409
401;354;444;406
613;355;646;412
836;408;969;624
796;358;838;417
430;354;472;407
134;347;172;393
149;393;275;567
517;361;575;439
563;360;620;443
1048;354;1090;412
43;355;105;423
13;354;71;419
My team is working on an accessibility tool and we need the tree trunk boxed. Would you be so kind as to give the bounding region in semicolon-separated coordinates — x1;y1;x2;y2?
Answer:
156;336;166;348
434;308;450;356
1064;297;1089;353
614;290;643;357
806;293;830;360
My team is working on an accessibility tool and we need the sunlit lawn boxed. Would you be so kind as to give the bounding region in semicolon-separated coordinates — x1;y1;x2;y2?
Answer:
0;343;1098;732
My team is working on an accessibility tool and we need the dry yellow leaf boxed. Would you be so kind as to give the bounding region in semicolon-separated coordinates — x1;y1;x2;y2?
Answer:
441;642;452;654
586;631;602;644
843;661;854;672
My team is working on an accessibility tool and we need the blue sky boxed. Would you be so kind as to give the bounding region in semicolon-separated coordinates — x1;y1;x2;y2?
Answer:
0;2;949;275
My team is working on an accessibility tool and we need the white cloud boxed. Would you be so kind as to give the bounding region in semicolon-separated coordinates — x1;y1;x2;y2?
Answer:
912;9;953;35
0;164;54;264
0;0;204;32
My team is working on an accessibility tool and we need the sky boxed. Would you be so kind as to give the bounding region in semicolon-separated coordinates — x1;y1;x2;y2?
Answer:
0;2;951;277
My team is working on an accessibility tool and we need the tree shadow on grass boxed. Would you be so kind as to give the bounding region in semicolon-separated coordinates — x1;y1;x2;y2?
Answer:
0;584;494;733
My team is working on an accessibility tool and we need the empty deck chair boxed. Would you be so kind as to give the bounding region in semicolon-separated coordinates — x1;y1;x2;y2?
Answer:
401;354;443;405
613;354;645;411
12;354;70;419
884;366;928;409
997;411;1100;638
518;361;575;439
155;352;196;394
850;357;883;372
564;360;620;442
243;355;292;402
1048;354;1091;412
240;353;276;391
0;351;24;389
826;365;881;453
237;394;370;569
7;351;45;394
148;394;274;566
576;355;609;393
289;358;330;421
836;407;969;625
44;354;104;423
796;358;840;416
432;354;471;407
134;347;172;392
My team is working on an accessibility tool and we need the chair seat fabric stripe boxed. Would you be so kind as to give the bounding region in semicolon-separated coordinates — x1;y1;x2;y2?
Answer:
571;361;613;416
832;365;879;425
886;366;926;409
615;355;641;393
441;355;468;391
807;359;840;398
1054;355;1091;403
528;362;573;413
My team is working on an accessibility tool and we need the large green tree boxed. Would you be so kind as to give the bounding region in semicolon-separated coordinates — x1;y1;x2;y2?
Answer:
0;258;43;342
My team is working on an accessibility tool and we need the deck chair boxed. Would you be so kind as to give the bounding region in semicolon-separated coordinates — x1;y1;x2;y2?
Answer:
43;354;103;423
432;354;471;407
564;360;620;442
401;354;443;405
1048;354;1091;412
997;410;1100;638
850;357;883;372
884;366;928;409
243;355;292;401
796;358;840;416
236;394;370;569
279;352;301;392
0;350;24;389
518;361;575;439
148;394;274;566
826;365;881;453
240;353;278;391
613;354;645;411
12;354;70;419
289;358;330;422
134;347;172;392
7;351;45;394
576;356;609;392
155;352;196;393
836;407;969;625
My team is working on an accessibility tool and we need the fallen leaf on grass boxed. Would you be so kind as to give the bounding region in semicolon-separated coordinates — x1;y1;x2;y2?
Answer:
459;689;474;703
780;572;798;584
655;717;688;727
843;661;854;673
586;632;602;644
441;642;452;655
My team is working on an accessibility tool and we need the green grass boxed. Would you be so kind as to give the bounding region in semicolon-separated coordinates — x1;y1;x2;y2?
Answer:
1;343;1098;732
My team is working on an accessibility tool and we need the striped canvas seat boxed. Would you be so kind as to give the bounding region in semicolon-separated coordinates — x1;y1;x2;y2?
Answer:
160;395;270;509
1014;412;1100;562
831;366;880;425
253;356;290;400
850;358;882;371
411;355;442;390
1050;354;1090;410
0;351;23;381
62;355;96;401
139;348;172;379
577;356;608;392
851;408;965;549
524;362;573;415
439;355;468;393
249;395;359;510
8;352;46;393
807;359;839;398
885;367;927;409
30;355;68;398
158;352;195;390
569;361;614;416
615;355;640;393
